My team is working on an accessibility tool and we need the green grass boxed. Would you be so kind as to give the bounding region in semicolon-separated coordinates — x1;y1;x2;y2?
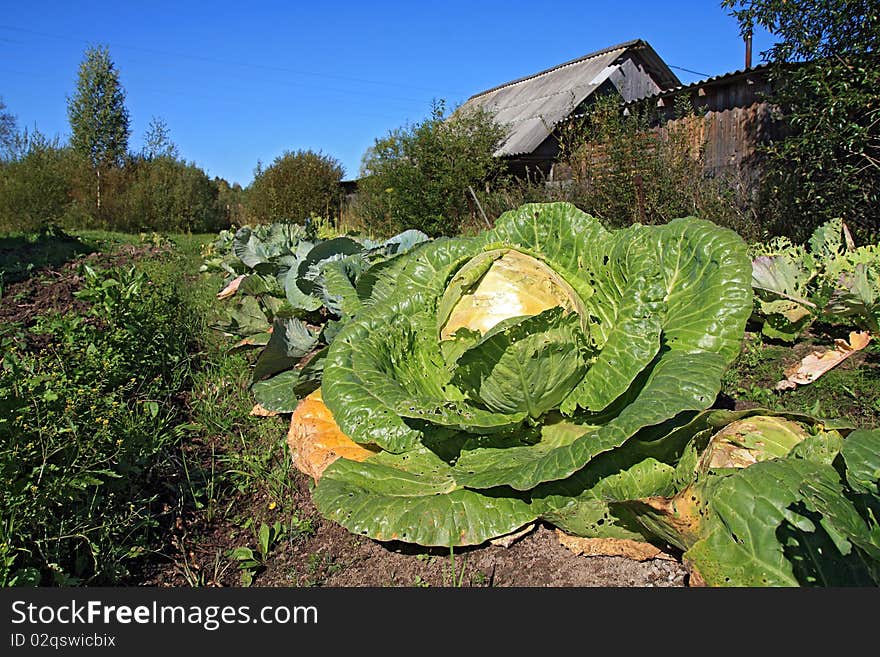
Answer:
721;332;880;429
0;224;309;587
183;343;295;515
0;229;223;585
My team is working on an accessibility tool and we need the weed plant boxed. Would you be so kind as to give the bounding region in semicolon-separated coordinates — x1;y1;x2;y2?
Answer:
0;239;210;584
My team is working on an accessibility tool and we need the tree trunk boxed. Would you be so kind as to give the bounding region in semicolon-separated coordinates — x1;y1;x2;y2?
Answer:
634;173;646;223
96;167;102;210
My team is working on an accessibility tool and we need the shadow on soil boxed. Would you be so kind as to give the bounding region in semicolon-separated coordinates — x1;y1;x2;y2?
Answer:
0;228;93;284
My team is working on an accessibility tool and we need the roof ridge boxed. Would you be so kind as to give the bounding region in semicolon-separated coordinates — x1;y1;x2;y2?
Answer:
624;61;775;105
466;38;645;101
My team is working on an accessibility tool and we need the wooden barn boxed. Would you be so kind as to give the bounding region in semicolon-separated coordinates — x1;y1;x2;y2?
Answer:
457;39;681;179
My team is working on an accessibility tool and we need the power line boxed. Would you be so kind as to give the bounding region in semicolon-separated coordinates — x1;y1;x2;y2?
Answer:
667;63;711;78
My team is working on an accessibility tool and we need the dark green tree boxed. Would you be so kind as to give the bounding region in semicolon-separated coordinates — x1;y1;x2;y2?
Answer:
356;100;508;236
722;0;880;240
66;45;131;210
215;176;246;227
245;149;344;224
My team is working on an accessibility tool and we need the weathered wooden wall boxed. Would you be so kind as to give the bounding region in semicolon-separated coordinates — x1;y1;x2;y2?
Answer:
650;67;779;181
552;68;780;187
661;101;775;182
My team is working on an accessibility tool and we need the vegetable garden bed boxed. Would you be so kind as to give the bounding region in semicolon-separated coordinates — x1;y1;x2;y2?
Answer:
202;203;880;587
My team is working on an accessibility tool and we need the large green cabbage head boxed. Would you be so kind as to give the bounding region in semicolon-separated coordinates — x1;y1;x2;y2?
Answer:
311;202;753;546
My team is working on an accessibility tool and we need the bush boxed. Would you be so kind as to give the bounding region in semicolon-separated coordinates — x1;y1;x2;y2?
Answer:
116;156;226;233
0;136;228;234
553;95;757;239
755;57;879;244
0;133;80;233
245;149;344;225
474;95;759;240
355;100;508;237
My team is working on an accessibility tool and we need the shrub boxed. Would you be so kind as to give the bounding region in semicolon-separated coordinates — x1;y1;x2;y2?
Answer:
245;149;344;225
554;95;757;239
355;100;508;237
475;95;759;240
0;132;79;233
117;156;226;233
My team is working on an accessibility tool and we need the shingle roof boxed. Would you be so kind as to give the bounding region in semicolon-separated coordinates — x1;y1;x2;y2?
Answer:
458;39;679;156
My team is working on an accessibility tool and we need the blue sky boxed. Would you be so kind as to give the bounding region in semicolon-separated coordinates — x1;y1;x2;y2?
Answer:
0;1;777;186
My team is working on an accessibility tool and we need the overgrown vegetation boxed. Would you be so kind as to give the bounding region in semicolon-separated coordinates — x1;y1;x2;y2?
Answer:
179;341;299;587
354;100;508;237
723;0;880;242
0;235;212;584
562;95;756;237
478;94;759;241
246;150;345;226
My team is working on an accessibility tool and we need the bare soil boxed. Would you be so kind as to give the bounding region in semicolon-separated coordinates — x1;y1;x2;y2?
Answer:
0;242;168;330
142;463;690;588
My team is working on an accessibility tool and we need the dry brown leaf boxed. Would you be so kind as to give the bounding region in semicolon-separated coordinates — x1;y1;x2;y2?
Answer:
489;523;536;548
776;331;871;390
232;336;264;350
250;403;278;417
685;564;708;587
555;529;675;561
287;388;378;481
217;275;245;300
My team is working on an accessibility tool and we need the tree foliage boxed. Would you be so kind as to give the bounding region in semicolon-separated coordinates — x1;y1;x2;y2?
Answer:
215;177;246;228
723;0;878;62
722;0;880;241
67;45;131;169
0;131;79;233
142;116;179;160
246;149;344;225
66;45;131;212
0;97;17;161
355;100;508;237
119;155;225;233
